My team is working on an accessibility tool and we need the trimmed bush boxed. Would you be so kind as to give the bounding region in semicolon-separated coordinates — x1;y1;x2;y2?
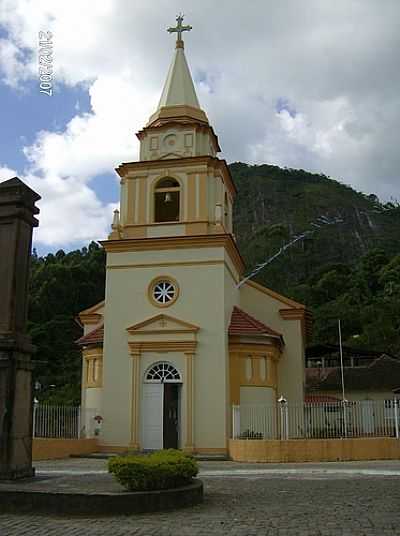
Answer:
108;449;199;492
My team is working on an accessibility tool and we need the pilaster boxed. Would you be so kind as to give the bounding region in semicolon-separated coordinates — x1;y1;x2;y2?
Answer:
129;350;141;450
184;352;195;452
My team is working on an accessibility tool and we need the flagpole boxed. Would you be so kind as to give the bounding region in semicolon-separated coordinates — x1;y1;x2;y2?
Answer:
338;319;347;436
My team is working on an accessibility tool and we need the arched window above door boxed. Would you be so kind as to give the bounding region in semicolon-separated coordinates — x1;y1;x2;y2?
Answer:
154;177;180;223
145;362;182;383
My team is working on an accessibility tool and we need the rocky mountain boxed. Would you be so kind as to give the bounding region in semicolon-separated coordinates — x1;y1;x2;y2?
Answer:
231;162;400;295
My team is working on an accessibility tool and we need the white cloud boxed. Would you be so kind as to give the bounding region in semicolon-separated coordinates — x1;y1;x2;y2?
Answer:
0;0;399;248
0;165;18;179
25;172;118;246
0;38;30;87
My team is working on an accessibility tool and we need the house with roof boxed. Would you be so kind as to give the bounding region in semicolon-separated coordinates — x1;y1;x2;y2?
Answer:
76;17;309;455
306;344;400;402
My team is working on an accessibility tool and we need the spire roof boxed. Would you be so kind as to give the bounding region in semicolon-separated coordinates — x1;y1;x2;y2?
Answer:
157;46;200;109
147;15;208;126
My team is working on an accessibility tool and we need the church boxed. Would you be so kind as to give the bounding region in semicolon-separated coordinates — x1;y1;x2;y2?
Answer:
77;17;310;455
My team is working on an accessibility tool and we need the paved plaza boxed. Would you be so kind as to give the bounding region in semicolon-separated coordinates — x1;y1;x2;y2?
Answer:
1;459;400;535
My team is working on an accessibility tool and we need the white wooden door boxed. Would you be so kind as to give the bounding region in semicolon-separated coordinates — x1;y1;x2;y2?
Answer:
142;383;163;450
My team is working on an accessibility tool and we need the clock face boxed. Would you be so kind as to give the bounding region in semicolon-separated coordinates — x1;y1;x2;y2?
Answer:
153;280;176;304
163;133;177;149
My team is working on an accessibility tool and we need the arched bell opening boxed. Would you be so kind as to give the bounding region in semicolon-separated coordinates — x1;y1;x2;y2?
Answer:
154;178;180;223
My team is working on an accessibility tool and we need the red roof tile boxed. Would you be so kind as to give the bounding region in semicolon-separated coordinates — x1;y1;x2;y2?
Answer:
76;324;104;346
76;308;283;346
229;306;282;339
305;394;340;404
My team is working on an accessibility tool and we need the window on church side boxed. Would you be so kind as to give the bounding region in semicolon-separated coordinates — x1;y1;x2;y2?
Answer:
154;178;180;223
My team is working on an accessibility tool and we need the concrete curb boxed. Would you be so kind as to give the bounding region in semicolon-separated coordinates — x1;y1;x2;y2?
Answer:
0;479;203;515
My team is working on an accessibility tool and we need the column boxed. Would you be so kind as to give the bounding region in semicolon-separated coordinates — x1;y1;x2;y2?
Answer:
0;177;40;480
184;352;195;452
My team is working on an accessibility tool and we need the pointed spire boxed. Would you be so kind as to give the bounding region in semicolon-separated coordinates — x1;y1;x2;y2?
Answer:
157;46;200;109
146;15;208;126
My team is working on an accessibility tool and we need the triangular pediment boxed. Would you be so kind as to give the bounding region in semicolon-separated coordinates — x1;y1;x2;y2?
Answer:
127;314;199;334
159;151;183;159
78;300;105;326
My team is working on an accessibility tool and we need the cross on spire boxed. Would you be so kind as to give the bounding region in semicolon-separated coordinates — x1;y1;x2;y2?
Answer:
167;14;192;48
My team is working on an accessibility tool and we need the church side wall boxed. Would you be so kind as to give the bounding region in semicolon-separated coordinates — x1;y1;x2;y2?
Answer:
239;284;305;404
101;246;229;451
223;250;241;441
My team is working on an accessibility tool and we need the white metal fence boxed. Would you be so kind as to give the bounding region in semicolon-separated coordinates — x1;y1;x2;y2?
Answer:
232;399;400;440
32;404;99;439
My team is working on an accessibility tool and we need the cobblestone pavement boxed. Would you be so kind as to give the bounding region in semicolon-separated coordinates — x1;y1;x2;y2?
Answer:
1;460;400;535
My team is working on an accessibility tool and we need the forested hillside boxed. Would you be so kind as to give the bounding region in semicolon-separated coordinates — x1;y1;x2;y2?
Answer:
29;163;400;403
29;244;106;404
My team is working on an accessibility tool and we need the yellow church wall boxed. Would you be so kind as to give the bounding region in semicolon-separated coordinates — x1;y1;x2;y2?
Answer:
240;386;276;405
239;282;305;404
85;387;103;413
100;246;230;450
147;223;186;238
224;257;241;444
229;437;400;463
229;351;278;406
106;246;222;269
33;438;98;461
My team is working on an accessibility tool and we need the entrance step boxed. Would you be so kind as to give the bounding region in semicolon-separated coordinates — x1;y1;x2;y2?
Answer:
70;452;126;459
71;452;229;461
193;454;228;461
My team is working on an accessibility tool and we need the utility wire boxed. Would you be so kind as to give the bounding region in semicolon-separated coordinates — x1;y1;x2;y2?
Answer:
236;215;344;289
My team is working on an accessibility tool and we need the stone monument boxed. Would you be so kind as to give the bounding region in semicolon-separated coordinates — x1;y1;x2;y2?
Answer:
0;177;40;479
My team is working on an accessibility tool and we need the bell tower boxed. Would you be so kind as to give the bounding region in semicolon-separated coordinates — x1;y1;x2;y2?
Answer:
100;16;244;452
110;15;236;241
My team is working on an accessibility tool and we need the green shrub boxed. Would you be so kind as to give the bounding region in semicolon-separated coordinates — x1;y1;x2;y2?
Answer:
108;449;199;492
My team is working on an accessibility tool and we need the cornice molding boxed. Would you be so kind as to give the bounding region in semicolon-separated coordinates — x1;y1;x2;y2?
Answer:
79;313;102;325
245;280;305;309
115;155;236;197
128;340;197;354
101;233;245;276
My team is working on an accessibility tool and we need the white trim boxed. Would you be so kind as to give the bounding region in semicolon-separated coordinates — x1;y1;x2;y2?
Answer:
144;361;182;384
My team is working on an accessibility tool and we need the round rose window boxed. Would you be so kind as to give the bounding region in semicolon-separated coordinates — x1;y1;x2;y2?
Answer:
153;280;175;304
149;276;179;307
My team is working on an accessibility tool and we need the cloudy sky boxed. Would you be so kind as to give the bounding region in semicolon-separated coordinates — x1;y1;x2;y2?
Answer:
0;0;399;252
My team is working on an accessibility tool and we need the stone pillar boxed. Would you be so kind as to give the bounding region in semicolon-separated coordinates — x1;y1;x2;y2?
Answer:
0;177;40;480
